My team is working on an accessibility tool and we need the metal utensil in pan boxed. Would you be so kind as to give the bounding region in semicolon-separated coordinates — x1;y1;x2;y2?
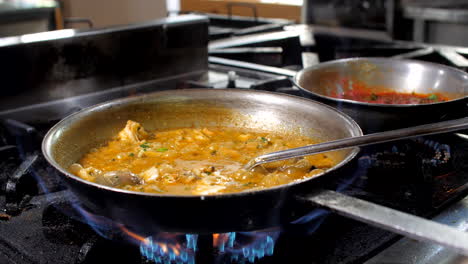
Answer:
42;89;468;255
246;117;468;169
293;57;468;133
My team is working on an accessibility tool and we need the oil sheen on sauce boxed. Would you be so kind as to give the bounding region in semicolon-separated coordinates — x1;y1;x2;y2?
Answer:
69;120;337;195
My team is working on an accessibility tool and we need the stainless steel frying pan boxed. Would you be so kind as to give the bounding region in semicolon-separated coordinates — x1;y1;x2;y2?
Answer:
294;57;468;133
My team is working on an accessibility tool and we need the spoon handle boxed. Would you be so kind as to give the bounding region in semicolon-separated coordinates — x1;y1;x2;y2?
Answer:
245;117;468;170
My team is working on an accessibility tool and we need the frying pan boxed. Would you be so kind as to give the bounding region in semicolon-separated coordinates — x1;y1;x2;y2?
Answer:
42;89;468;254
293;58;468;133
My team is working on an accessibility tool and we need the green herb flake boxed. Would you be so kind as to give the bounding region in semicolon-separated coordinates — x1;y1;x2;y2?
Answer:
156;147;168;152
210;150;217;156
129;153;135;157
260;137;268;142
243;182;253;186
370;93;378;101
428;94;438;101
140;143;151;149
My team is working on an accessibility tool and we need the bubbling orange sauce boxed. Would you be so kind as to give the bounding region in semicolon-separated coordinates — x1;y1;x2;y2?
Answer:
69;121;337;195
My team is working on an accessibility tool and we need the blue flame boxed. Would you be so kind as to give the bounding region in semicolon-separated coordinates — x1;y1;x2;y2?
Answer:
186;234;198;251
140;234;198;264
217;232;235;252
291;208;328;226
71;201;116;239
215;231;280;263
414;138;451;166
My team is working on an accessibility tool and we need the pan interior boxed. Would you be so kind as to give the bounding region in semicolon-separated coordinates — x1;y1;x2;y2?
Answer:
45;90;362;189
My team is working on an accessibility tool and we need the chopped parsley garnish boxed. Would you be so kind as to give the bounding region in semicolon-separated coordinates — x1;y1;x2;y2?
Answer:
140;143;151;149
129;153;135;157
260;137;268;142
243;182;253;186
156;148;168;152
370;93;378;101
428;94;438;101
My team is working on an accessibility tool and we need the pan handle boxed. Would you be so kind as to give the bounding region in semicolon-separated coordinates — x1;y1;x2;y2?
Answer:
301;189;468;256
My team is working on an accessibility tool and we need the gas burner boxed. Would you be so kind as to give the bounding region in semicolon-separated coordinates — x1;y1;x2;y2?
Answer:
137;230;279;264
139;233;198;264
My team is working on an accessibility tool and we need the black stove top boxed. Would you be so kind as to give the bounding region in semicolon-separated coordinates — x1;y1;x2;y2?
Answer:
1;95;467;264
0;14;467;264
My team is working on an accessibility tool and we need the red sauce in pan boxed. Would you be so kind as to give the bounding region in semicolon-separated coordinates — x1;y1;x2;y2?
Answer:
329;78;450;104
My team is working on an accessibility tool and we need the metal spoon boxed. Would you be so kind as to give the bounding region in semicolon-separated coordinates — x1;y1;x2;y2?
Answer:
245;117;468;170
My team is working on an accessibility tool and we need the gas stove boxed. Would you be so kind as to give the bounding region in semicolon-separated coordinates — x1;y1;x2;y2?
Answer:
0;14;467;264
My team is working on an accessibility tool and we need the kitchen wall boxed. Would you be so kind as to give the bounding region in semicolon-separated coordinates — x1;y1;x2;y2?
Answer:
180;0;301;22
62;0;167;29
